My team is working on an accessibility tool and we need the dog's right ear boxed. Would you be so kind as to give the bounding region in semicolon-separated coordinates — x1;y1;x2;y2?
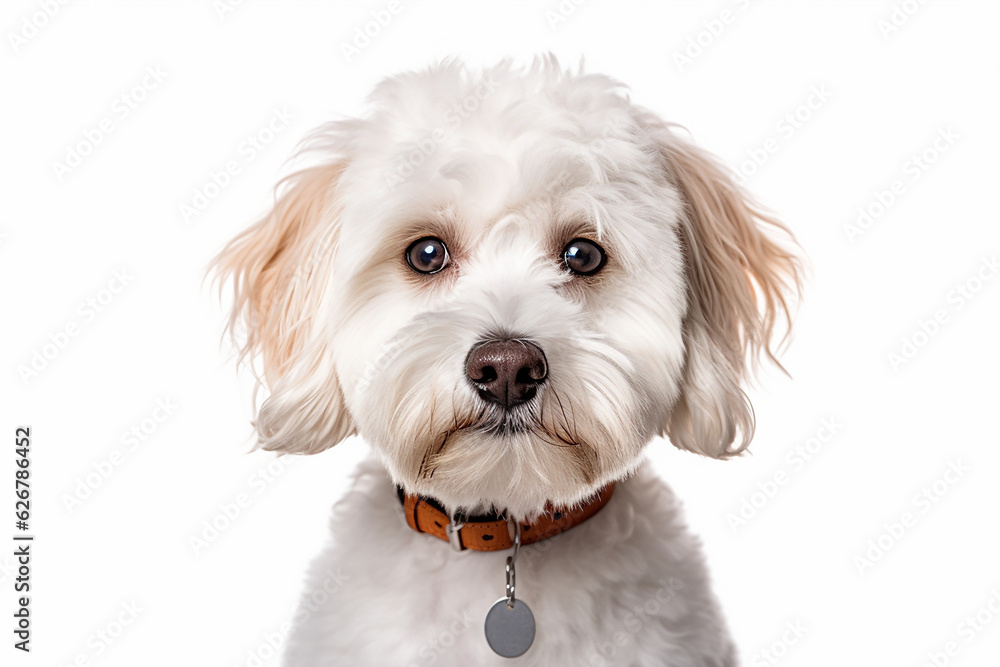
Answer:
212;161;355;454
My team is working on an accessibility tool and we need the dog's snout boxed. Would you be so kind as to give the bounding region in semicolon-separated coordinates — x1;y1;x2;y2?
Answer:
465;339;547;409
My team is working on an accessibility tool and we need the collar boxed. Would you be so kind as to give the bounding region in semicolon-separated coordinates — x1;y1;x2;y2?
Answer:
397;483;616;552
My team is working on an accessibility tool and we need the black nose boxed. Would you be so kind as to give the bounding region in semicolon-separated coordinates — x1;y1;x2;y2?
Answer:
465;339;548;409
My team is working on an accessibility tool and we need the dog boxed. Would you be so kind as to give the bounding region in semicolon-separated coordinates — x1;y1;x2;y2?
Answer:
214;57;800;666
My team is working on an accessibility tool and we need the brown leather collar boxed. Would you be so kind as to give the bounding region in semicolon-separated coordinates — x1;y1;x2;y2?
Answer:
398;483;616;552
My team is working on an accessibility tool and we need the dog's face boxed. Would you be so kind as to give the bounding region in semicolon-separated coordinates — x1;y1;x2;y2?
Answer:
216;60;799;517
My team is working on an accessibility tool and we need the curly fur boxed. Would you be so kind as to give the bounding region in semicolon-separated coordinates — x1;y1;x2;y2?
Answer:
213;56;801;666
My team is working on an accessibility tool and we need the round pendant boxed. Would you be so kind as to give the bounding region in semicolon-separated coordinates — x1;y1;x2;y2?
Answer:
484;598;535;658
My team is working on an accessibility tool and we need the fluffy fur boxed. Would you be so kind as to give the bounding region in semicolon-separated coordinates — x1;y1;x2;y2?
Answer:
215;57;800;666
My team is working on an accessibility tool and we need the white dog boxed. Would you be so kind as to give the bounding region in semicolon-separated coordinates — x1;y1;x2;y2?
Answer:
215;57;800;666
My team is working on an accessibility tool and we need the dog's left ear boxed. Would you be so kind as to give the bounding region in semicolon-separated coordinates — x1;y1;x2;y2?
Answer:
212;161;356;454
647;122;802;458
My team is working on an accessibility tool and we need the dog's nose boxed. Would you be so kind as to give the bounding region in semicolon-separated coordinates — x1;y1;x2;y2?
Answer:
466;340;548;409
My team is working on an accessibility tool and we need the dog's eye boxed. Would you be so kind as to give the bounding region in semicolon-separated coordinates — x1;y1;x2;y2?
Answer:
562;238;606;276
405;237;450;274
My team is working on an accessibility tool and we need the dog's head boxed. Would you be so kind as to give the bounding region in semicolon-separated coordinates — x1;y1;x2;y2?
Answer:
214;58;801;517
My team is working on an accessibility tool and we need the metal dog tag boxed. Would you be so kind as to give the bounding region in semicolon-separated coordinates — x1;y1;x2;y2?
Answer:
484;521;535;657
485;597;535;658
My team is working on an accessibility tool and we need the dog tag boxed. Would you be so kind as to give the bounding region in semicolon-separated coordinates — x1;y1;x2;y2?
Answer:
484;597;535;658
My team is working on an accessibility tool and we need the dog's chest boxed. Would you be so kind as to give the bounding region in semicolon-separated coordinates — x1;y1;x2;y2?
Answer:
282;461;734;667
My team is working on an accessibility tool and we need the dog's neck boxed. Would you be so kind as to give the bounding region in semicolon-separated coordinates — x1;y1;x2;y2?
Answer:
396;484;616;552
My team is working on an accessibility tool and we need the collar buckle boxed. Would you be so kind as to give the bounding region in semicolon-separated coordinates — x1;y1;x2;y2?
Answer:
445;518;466;551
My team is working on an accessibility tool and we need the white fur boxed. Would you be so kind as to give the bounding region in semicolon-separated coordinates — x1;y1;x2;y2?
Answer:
215;57;800;666
285;456;734;667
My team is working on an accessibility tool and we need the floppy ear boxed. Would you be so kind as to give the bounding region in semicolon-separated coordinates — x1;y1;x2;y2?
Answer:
653;126;802;458
212;161;355;453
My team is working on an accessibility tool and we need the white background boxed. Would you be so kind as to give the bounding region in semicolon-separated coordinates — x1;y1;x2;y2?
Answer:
2;1;999;666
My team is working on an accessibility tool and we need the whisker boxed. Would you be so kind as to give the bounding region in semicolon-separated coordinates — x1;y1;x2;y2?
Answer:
546;388;598;483
421;401;491;480
530;389;579;449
